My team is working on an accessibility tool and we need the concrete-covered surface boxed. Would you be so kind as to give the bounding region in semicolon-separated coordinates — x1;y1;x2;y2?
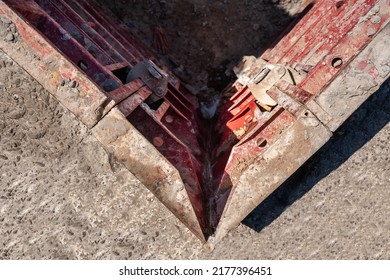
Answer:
0;47;389;259
1;0;389;260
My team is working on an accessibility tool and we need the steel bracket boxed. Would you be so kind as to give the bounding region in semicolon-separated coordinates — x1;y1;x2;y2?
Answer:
126;59;168;101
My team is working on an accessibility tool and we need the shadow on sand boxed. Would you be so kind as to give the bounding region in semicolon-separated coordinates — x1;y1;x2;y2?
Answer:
243;78;390;232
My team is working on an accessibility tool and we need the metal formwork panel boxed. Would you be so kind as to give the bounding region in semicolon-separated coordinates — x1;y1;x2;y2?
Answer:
1;0;389;243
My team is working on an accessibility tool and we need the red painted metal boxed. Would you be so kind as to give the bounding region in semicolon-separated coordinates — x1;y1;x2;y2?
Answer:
67;0;152;61
300;2;387;94
209;0;389;226
1;0;208;237
1;0;388;241
262;0;329;62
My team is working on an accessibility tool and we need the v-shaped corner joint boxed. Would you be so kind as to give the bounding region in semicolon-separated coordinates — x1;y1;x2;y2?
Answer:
1;0;389;243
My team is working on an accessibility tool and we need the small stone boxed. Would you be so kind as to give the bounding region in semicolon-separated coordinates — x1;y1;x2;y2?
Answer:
9;24;16;33
29;126;47;139
14;78;21;87
5;33;14;42
8;105;26;119
252;23;260;31
0;155;8;160
34;162;45;167
1;17;11;24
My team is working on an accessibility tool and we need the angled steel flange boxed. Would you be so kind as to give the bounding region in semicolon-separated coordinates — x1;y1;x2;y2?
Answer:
1;0;389;244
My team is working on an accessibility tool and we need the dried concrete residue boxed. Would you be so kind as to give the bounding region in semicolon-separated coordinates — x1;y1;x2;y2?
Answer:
0;16;19;43
358;5;380;24
0;50;202;259
1;0;390;259
372;36;390;78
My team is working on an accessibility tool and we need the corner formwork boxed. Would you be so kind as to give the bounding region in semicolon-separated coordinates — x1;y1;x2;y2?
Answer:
0;0;389;243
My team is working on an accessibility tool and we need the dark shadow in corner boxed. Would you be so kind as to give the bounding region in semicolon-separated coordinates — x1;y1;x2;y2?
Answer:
263;2;314;52
243;77;390;232
93;0;313;92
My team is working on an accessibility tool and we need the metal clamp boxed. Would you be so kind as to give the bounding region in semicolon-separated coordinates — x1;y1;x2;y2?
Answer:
126;60;168;99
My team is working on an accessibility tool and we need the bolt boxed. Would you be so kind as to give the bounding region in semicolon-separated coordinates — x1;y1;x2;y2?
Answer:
147;65;163;79
153;136;164;147
5;33;14;42
165;115;174;123
155;87;165;97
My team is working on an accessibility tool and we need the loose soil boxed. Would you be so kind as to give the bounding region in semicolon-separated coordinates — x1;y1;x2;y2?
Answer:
95;0;308;93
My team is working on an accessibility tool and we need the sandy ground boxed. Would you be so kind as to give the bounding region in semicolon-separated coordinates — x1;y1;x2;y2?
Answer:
0;1;389;259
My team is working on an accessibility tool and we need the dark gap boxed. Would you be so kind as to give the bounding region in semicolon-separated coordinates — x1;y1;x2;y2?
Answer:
146;97;164;111
94;0;311;94
77;60;88;71
207;59;235;92
265;3;315;51
112;66;131;84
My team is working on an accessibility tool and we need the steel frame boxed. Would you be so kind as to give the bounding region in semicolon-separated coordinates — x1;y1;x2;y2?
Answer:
0;0;389;242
